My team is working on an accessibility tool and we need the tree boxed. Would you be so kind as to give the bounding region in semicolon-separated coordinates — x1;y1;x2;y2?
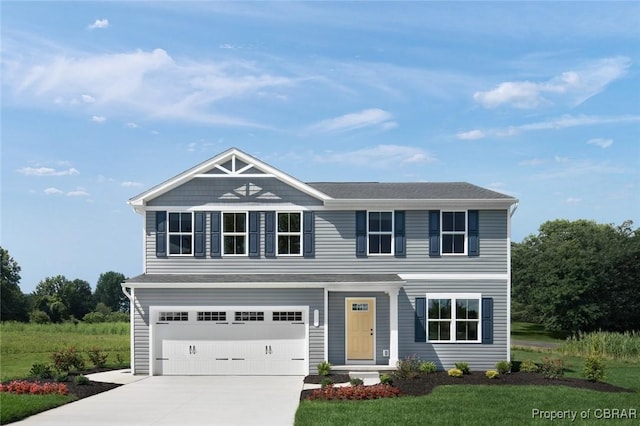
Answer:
0;247;28;321
512;219;640;333
94;271;128;313
33;275;94;322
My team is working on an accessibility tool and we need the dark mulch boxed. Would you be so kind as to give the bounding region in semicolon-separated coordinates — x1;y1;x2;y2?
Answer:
303;373;351;384
2;369;122;400
300;371;634;400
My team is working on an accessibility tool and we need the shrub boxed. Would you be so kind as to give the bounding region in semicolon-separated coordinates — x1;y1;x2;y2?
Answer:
379;373;393;385
540;357;564;379
29;310;51;324
87;347;109;368
396;355;421;379
419;361;437;373
583;354;606;382
454;362;470;374
350;377;364;386
308;384;401;400
560;330;640;362
448;368;463;378
115;354;125;366
83;312;106;323
0;380;68;395
485;370;500;379
74;375;90;385
317;361;332;376
107;312;130;322
29;363;54;379
54;373;68;382
320;378;333;389
495;360;512;374
520;359;539;373
51;346;85;373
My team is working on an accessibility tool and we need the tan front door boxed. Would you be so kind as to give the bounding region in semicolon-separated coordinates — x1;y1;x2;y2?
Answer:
346;298;374;360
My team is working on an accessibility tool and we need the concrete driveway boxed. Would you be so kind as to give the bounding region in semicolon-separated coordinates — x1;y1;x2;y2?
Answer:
13;376;304;426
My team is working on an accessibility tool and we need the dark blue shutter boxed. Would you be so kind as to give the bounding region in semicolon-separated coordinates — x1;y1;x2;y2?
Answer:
265;211;276;257
482;297;493;344
394;211;406;257
429;210;440;257
248;212;259;257
415;297;426;342
194;212;205;257
355;211;367;257
210;212;221;258
155;211;167;257
303;211;314;258
468;210;479;257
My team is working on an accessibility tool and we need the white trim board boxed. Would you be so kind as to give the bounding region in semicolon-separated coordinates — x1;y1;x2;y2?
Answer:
399;273;508;281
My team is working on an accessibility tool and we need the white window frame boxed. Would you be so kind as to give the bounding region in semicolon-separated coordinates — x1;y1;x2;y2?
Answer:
167;212;194;256
276;211;302;256
426;293;481;343
367;211;394;256
441;210;467;255
222;212;248;256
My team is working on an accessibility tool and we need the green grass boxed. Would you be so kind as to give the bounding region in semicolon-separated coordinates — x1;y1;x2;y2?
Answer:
0;322;130;381
559;331;640;362
511;322;569;343
0;392;77;424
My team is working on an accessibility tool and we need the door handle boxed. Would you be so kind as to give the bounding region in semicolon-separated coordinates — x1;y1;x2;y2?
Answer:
193;345;196;354
189;345;192;354
269;345;272;354
265;345;268;355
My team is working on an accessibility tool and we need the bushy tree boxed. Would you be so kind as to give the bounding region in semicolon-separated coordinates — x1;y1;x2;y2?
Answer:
512;219;640;333
33;275;94;322
94;271;128;312
0;247;28;321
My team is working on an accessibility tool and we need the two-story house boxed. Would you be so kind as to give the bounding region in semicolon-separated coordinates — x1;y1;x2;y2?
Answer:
123;147;518;376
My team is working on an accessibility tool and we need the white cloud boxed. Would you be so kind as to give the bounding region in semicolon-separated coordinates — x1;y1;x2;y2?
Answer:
456;130;485;140
91;115;106;123
81;94;95;103
565;197;582;205
473;56;631;109
307;108;396;134
121;181;144;188
66;188;89;197
125;122;139;128
587;138;613;148
18;166;80;176
88;19;109;30
44;187;64;195
315;144;435;168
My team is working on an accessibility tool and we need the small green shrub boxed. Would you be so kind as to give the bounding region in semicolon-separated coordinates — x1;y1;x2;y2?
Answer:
418;361;437;373
350;377;364;386
54;373;68;382
82;312;106;323
396;355;421;379
51;346;85;373
495;360;512;374
540;357;564;379
87;347;108;368
29;363;54;379
29;310;51;324
73;375;90;385
379;373;393;385
485;370;500;379
320;378;333;388
520;359;539;373
317;361;332;376
454;362;470;374
583;354;606;382
448;368;463;378
107;312;130;322
115;354;125;366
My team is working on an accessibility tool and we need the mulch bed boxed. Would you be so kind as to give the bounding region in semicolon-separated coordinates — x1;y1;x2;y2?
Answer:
2;369;122;400
300;371;634;400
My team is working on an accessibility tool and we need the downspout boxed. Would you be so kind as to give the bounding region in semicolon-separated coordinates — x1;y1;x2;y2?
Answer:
121;284;135;375
506;201;518;363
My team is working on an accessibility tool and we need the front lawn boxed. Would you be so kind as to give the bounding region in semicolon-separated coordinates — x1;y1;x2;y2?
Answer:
0;393;77;424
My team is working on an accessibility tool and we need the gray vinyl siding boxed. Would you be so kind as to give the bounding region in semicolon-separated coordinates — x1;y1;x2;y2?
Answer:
147;177;323;207
132;288;324;375
146;210;509;275
327;292;390;366
399;279;509;371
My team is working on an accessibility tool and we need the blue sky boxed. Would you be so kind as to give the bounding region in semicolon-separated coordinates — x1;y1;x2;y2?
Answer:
1;2;639;293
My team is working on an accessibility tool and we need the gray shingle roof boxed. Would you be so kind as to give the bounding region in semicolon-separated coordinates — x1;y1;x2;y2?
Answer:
126;273;403;284
306;182;515;200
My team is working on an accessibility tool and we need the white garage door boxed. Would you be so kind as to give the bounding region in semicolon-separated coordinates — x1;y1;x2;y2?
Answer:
151;307;307;376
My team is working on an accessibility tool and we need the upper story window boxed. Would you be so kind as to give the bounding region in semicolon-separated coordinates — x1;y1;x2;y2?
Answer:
442;211;466;254
277;212;301;255
168;212;193;255
368;211;393;255
223;212;247;255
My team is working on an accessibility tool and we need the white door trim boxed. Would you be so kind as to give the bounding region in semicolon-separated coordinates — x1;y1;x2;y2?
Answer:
344;297;376;364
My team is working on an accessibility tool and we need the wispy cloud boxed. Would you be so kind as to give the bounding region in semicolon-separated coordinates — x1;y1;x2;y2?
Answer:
456;130;485;140
125;122;139;128
88;19;109;30
44;187;64;195
315;144;435;168
473;57;631;109
121;181;144;188
18;166;79;176
586;138;613;148
91;115;106;123
306;108;396;134
66;188;90;197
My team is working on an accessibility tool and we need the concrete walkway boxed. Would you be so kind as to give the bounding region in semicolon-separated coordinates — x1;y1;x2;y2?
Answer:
13;375;304;426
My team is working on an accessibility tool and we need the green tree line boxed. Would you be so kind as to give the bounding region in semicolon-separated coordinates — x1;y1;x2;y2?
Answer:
1;246;129;323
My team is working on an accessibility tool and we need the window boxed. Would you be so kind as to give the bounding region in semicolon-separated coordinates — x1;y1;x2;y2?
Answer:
277;212;301;255
351;303;369;311
235;311;264;321
426;293;480;342
168;212;192;255
442;211;466;254
273;311;303;322
197;311;226;321
159;311;188;321
368;211;393;254
223;212;247;255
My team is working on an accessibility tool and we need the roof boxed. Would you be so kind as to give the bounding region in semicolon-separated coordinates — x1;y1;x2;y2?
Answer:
126;273;403;284
307;182;515;200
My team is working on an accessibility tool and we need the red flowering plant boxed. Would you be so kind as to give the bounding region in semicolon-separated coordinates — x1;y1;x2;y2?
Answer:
309;384;401;401
0;380;68;395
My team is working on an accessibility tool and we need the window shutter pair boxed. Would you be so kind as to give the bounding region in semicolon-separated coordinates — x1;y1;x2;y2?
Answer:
428;210;479;257
355;211;406;257
264;211;315;258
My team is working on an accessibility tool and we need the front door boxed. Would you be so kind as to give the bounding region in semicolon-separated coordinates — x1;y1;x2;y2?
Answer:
346;298;374;361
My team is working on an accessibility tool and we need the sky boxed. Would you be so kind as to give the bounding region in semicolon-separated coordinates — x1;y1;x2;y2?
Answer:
1;1;639;294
